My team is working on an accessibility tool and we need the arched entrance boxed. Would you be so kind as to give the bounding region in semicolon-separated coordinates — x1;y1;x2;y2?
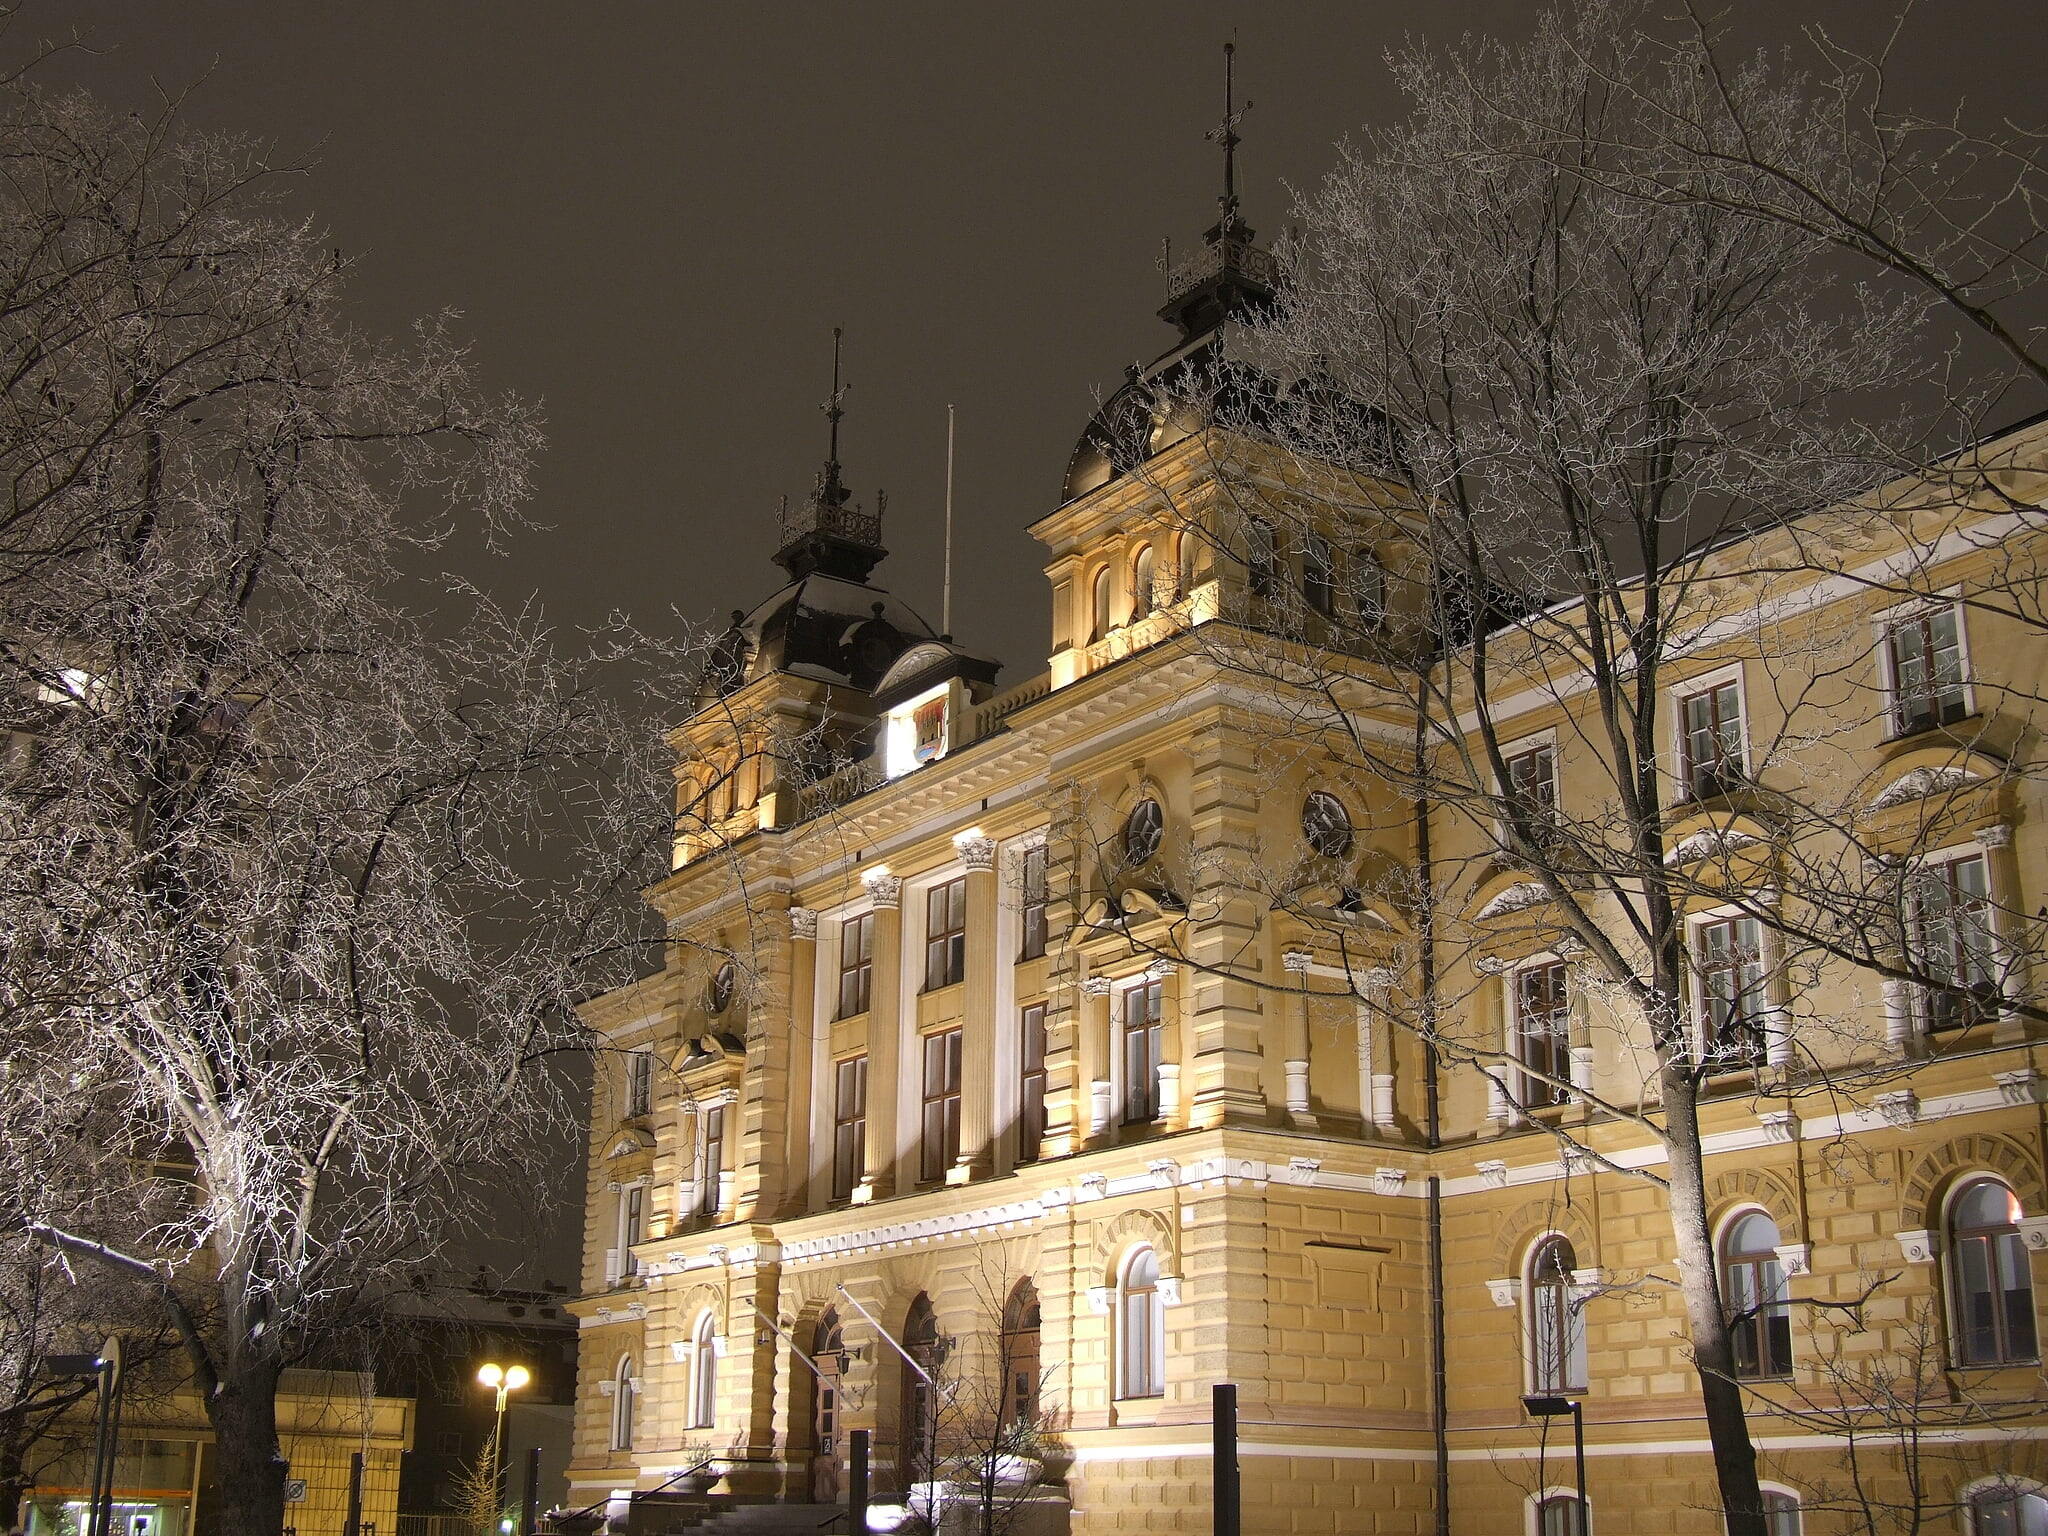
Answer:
809;1309;845;1503
900;1294;941;1493
1000;1280;1041;1432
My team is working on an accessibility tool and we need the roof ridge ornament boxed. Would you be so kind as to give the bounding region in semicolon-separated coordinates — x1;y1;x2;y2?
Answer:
1206;39;1252;238
773;326;887;581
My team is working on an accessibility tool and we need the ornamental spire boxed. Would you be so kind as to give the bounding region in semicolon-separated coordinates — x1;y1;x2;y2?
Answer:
1207;40;1252;237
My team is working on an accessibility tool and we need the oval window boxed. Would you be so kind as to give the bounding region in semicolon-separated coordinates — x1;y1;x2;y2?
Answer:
1302;792;1353;859
707;961;737;1014
1123;799;1164;867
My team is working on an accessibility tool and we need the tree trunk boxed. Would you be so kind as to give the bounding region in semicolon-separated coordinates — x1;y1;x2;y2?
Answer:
206;1359;288;1536
0;1412;31;1531
1663;1075;1768;1536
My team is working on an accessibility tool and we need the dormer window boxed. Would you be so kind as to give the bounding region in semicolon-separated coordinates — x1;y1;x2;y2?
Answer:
884;682;951;779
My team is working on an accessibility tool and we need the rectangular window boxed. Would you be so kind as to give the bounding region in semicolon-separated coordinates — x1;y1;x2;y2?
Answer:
1019;845;1049;961
837;913;873;1018
1885;604;1967;734
1680;678;1745;800
1247;518;1279;598
1121;980;1164;1125
625;1049;653;1118
925;876;966;991
1909;854;1997;1030
1303;532;1334;617
1514;962;1571;1109
620;1184;644;1276
1505;743;1557;817
697;1105;726;1218
1018;1004;1047;1164
920;1027;963;1183
831;1056;867;1202
1696;916;1767;1067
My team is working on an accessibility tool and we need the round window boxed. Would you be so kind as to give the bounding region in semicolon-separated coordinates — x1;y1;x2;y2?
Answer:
1302;792;1353;859
707;961;737;1014
1122;799;1164;867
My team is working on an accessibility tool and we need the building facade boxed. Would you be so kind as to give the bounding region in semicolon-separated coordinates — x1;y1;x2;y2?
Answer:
565;193;2048;1534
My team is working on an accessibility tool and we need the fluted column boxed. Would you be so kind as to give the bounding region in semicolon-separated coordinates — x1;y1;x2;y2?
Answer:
1082;976;1114;1140
857;869;902;1203
1362;967;1397;1130
783;907;820;1216
1282;950;1314;1126
953;831;999;1181
1978;822;2026;1042
1881;975;1916;1059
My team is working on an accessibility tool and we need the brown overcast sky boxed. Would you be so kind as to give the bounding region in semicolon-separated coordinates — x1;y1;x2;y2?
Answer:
32;1;2043;681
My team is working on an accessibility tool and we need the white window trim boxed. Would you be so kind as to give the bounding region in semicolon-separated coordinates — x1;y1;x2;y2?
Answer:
1114;1244;1167;1402
1938;1173;2036;1371
609;1353;636;1452
1522;1230;1591;1396
1683;896;1783;1062
1111;972;1168;1128
1899;838;2013;1028
1871;588;1975;734
688;1310;719;1429
1958;1474;2048;1534
1748;1481;1804;1535
1506;950;1568;1117
1492;729;1561;832
1670;660;1751;794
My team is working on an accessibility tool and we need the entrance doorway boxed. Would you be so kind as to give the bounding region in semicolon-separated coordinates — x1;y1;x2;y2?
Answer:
809;1310;845;1504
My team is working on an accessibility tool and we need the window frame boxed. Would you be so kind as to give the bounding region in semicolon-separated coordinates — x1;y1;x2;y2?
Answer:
1530;1491;1589;1536
610;1353;636;1453
1906;850;1999;1032
1301;790;1354;860
1674;664;1749;801
1526;1235;1587;1394
689;1311;719;1430
1718;1208;1793;1380
1017;1003;1047;1165
1945;1176;2038;1368
1090;564;1113;642
696;1102;727;1220
1116;1246;1166;1400
1122;798;1164;868
831;1054;867;1203
625;1048;654;1119
923;875;967;992
1691;911;1769;1069
1120;977;1165;1126
919;1026;964;1184
1877;595;1972;737
1131;543;1158;620
1018;843;1049;962
1246;517;1279;599
1963;1479;2048;1535
837;911;874;1019
1512;959;1572;1111
1303;531;1335;617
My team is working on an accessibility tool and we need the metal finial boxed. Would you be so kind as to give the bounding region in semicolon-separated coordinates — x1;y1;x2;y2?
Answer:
823;326;847;472
1205;40;1252;228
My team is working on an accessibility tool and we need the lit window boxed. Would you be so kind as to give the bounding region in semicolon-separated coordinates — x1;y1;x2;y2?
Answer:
1885;604;1968;734
690;1312;718;1429
1694;916;1767;1068
1301;792;1353;859
1121;980;1164;1125
925;877;966;990
1514;962;1571;1110
1679;678;1744;799
1969;1484;2048;1535
1019;845;1049;961
831;1056;866;1202
1720;1212;1792;1379
1091;565;1113;641
1118;1247;1165;1399
838;913;874;1018
1528;1237;1586;1393
920;1027;963;1183
1017;1005;1047;1165
1908;854;1997;1031
1948;1179;2036;1367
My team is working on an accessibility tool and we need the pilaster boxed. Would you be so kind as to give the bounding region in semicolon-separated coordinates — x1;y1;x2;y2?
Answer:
953;831;999;1180
858;870;902;1204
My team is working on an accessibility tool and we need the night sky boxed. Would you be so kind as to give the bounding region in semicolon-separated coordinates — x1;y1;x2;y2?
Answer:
30;2;2034;1283
34;2;2037;684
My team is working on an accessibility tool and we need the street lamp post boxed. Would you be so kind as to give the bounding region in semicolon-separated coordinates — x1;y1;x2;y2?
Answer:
477;1363;531;1534
1522;1394;1587;1535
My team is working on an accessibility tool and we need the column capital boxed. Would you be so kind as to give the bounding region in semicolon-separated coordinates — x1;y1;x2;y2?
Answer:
1282;950;1315;974
952;829;998;870
789;906;819;940
861;869;901;909
1081;976;1114;997
1977;821;2014;849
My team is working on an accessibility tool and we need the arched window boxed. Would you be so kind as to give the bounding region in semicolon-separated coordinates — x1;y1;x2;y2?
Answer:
1176;531;1199;597
1968;1483;2048;1535
1090;565;1114;642
902;1295;941;1488
1118;1246;1165;1400
1303;532;1334;617
1534;1492;1586;1536
1001;1280;1042;1429
610;1353;636;1452
1720;1210;1792;1378
689;1311;718;1429
1528;1237;1586;1393
1760;1488;1804;1535
1948;1178;2037;1366
1131;545;1157;620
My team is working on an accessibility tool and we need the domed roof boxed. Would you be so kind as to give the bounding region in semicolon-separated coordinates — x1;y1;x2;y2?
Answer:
698;573;946;703
1059;335;1285;505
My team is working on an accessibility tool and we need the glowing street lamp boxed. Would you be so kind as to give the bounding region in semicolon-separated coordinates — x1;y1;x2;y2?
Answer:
477;1363;531;1525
